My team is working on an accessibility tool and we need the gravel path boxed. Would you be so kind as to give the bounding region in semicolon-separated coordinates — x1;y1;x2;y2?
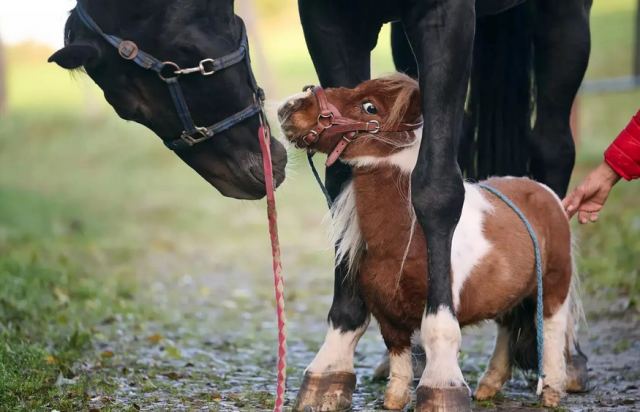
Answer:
83;261;639;411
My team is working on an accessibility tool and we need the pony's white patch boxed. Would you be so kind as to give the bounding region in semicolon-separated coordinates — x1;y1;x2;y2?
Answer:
345;127;422;173
328;181;365;275
477;325;512;393
450;183;494;310
419;307;467;388
306;320;369;374
541;296;570;394
384;349;413;409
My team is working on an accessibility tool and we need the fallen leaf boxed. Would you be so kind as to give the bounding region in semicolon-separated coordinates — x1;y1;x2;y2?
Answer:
53;287;70;304
165;345;182;359
163;371;182;380
147;333;162;344
100;350;114;359
45;355;58;365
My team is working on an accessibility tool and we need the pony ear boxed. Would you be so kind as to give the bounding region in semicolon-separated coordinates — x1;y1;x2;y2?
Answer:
48;43;100;69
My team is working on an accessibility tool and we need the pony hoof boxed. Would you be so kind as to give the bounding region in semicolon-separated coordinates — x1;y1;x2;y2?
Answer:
566;351;590;393
541;385;562;408
415;386;471;412
293;371;356;412
383;386;411;410
473;383;499;401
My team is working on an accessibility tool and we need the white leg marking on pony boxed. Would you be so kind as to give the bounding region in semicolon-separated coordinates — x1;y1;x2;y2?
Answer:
542;297;570;394
306;320;369;374
476;325;511;398
419;307;467;389
384;348;413;409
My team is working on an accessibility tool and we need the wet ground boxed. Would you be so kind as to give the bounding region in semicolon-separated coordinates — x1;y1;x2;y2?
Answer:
83;254;639;411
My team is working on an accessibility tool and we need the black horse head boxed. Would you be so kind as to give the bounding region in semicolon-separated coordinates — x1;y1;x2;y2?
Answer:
49;0;287;200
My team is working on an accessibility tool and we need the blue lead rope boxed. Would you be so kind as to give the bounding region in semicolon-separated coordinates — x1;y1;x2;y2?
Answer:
478;183;545;392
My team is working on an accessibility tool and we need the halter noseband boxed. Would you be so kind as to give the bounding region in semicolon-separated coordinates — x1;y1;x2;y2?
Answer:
74;2;264;151
298;86;423;167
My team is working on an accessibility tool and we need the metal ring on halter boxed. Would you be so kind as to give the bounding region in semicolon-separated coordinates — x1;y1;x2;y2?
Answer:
158;61;181;81
198;58;217;75
300;130;318;147
317;112;334;128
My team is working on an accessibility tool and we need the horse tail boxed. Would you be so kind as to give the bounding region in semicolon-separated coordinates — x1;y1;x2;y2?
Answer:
461;2;534;179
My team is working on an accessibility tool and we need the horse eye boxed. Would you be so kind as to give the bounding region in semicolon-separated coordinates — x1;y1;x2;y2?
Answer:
362;101;377;115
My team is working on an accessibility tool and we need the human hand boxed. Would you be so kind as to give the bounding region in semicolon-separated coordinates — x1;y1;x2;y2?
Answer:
562;162;621;223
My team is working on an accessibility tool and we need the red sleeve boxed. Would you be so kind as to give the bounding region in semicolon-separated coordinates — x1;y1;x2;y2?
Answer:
604;110;640;180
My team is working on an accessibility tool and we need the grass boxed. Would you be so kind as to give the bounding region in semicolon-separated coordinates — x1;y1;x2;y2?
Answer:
0;0;639;409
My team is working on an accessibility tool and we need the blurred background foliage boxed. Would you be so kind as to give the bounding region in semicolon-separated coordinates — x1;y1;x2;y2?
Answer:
0;0;638;409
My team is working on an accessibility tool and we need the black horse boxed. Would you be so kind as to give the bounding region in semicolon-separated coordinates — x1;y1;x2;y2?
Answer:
294;0;591;410
49;0;287;200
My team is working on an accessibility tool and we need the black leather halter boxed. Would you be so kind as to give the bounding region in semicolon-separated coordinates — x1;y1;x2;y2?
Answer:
74;2;265;151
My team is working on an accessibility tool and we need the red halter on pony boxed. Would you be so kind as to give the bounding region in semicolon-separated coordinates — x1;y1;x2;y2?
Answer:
297;86;423;167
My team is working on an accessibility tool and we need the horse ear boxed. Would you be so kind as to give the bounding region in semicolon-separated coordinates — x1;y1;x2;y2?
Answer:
48;43;100;69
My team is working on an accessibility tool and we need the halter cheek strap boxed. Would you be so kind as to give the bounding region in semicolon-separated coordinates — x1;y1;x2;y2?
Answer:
298;86;422;167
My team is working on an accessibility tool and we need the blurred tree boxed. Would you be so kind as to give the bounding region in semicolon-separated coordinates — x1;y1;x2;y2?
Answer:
253;0;288;20
0;32;6;116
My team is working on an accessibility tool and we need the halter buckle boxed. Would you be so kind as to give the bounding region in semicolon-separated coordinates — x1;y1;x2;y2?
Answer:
180;127;212;146
366;120;381;133
199;59;216;76
118;40;139;60
300;130;318;147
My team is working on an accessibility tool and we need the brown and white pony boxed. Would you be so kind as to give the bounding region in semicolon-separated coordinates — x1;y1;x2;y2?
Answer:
279;74;579;410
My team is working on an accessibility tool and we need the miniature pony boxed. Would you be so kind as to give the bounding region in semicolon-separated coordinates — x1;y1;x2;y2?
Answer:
279;74;579;410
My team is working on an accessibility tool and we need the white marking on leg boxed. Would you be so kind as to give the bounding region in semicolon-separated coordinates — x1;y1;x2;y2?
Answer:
451;184;493;310
419;307;466;388
542;297;570;393
306;320;369;374
384;348;413;409
477;325;511;393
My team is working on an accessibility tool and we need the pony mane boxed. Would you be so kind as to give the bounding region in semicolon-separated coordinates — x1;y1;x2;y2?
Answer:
327;181;365;278
372;73;420;130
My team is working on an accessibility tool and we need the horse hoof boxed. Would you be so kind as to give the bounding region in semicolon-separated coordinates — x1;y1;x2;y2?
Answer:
566;351;590;393
384;385;411;410
473;383;499;401
293;371;356;412
541;385;562;408
415;386;471;412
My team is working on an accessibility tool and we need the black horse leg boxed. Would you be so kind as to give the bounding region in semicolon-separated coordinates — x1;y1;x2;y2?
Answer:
532;0;593;394
530;0;592;196
402;1;475;410
295;2;381;410
391;21;419;78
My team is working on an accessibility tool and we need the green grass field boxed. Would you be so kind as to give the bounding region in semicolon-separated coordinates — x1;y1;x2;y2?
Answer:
1;1;639;410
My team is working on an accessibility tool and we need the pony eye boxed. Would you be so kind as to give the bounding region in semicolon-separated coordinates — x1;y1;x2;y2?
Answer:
362;101;377;115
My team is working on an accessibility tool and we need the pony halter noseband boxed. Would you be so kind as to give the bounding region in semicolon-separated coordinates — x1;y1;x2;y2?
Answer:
74;2;264;151
298;86;423;167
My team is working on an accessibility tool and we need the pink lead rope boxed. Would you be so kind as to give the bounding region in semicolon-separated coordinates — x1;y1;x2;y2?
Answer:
258;120;287;412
